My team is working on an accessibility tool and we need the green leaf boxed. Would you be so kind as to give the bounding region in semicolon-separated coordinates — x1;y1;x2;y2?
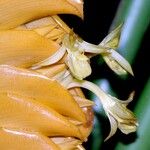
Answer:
109;0;131;31
118;0;150;63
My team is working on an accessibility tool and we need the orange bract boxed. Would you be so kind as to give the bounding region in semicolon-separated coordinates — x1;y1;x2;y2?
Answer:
0;93;82;139
0;30;59;68
0;0;83;30
0;1;95;149
0;129;60;150
0;65;86;123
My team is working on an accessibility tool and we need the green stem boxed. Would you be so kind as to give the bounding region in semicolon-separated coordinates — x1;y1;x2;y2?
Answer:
118;0;150;63
109;0;131;31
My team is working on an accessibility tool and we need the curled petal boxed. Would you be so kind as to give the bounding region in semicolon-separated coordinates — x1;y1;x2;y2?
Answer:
66;52;92;80
111;91;135;105
99;24;133;76
110;49;133;75
108;98;137;124
106;96;138;135
103;49;134;76
103;54;127;75
78;41;107;54
66;79;138;139
100;24;123;49
104;114;118;141
118;122;138;134
31;46;66;69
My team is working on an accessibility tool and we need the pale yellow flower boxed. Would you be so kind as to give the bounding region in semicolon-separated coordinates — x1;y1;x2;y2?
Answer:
66;79;138;141
100;24;134;76
103;92;138;141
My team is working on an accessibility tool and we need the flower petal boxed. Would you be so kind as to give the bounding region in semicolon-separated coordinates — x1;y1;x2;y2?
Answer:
99;24;133;76
109;91;135;105
103;49;134;76
66;79;138;139
31;46;66;69
108;100;137;124
78;41;107;54
118;122;138;134
65;52;92;80
100;24;123;49
102;54;127;75
105;114;118;141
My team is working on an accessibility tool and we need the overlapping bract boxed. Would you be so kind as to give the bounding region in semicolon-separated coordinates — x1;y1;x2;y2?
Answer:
0;0;94;149
0;0;83;30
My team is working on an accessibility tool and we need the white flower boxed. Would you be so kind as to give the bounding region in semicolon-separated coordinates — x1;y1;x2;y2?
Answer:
67;80;138;141
103;92;138;141
65;50;91;80
31;32;107;79
100;24;134;76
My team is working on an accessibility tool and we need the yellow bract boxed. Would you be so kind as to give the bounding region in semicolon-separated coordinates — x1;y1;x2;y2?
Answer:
0;65;86;123
0;93;82;138
0;0;83;30
0;129;60;150
0;30;59;67
0;0;94;149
